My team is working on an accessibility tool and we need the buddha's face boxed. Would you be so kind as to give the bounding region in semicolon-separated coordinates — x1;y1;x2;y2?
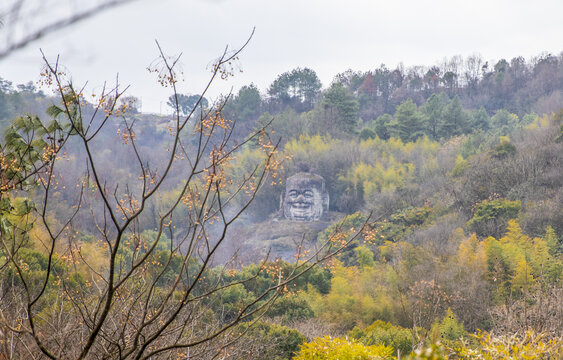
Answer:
283;179;324;221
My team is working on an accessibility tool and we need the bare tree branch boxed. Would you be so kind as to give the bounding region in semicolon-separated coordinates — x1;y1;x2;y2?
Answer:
0;0;140;59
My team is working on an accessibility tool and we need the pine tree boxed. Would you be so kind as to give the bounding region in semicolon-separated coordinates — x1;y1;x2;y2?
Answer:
390;98;425;142
439;96;469;138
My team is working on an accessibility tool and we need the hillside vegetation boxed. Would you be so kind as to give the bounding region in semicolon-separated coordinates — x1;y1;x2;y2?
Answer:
1;51;562;359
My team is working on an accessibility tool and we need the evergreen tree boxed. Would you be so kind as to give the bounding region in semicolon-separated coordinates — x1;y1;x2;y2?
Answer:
232;83;262;122
440;96;468;138
421;93;447;139
321;82;359;134
390;98;424;142
373;113;392;140
268;67;322;111
491;109;519;134
471;106;490;131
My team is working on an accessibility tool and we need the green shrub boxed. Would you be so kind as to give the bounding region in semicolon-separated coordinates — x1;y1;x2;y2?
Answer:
349;320;413;355
359;127;377;141
466;199;521;237
235;321;306;360
429;308;467;348
267;294;314;321
491;140;516;159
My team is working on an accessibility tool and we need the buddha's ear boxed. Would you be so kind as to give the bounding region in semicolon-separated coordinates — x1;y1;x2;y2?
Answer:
322;193;330;212
277;192;285;219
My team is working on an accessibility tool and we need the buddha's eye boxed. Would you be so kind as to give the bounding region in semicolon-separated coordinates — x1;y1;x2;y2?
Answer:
288;190;298;198
303;190;314;198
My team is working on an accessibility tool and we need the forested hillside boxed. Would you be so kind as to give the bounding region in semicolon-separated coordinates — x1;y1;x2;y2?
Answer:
1;50;562;359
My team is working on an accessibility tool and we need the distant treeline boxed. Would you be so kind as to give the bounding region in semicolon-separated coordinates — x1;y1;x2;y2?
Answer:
2;51;563;141
217;52;563;143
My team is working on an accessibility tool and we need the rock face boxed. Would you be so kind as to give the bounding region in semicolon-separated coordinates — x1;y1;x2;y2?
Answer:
280;172;329;221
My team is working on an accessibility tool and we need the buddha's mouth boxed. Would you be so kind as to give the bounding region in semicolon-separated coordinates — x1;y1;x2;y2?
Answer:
289;202;313;220
291;202;312;209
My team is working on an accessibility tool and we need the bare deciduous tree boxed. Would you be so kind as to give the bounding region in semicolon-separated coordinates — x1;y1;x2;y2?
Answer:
0;33;369;359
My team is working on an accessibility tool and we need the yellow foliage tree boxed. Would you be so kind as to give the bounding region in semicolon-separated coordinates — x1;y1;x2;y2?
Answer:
309;260;398;329
293;336;395;360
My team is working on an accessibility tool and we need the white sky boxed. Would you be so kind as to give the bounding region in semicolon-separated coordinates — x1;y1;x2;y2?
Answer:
1;0;562;113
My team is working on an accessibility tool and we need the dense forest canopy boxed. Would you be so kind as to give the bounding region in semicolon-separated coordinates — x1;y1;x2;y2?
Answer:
1;48;563;359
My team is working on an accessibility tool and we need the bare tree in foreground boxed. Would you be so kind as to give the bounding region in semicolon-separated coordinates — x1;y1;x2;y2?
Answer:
0;33;369;359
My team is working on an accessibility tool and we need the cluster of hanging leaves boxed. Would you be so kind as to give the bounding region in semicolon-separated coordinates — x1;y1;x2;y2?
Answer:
0;103;72;237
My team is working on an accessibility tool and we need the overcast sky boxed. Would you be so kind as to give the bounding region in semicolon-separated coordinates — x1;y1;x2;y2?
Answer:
1;0;562;113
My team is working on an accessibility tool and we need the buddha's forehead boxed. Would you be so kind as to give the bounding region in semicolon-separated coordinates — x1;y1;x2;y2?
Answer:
286;173;324;190
286;179;321;189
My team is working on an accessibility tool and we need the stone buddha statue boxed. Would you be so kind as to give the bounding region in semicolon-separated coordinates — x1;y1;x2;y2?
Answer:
280;172;329;221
